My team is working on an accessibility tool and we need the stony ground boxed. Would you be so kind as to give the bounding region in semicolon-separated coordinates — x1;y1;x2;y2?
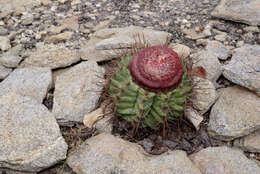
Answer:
0;0;260;174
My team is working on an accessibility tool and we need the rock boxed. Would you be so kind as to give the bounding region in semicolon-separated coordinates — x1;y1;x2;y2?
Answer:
93;16;115;31
205;40;231;60
80;26;171;62
0;36;11;51
45;31;73;43
21;13;34;25
234;129;260;153
0;92;68;172
223;44;260;96
0;55;22;68
183;25;211;40
0;169;35;174
95;115;113;134
0;67;52;103
83;108;104;128
0;26;9;35
191;77;218;114
214;34;226;42
244;26;260;33
189;146;260;174
0;64;12;79
212;0;260;26
95;26;171;50
57;16;79;31
191;50;223;82
169;43;191;59
53;61;105;126
184;107;204;130
225;44;260;95
67;133;202;174
0;0;40;16
20;44;80;69
208;86;260;141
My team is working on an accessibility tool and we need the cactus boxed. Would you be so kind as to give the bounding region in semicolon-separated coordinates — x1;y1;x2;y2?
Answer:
108;46;192;131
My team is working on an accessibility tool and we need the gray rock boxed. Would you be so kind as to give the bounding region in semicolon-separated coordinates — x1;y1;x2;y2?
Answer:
0;55;22;68
0;64;12;79
45;31;74;43
0;36;11;51
208;86;260;141
234;129;260;153
53;61;105;126
191;50;223;82
223;44;260;96
0;92;68;172
0;26;9;35
212;0;260;26
0;169;35;174
0;0;40;16
191;77;218;114
95;115;113;134
0;67;52;103
80;26;172;62
20;44;80;69
205;40;231;60
67;133;202;174
189;146;260;174
244;26;260;33
21;13;34;25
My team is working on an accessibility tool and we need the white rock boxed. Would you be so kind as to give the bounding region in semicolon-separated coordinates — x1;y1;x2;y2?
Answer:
234;129;260;153
205;40;231;60
53;61;105;126
0;55;22;68
208;86;260;141
0;92;68;172
0;64;12;79
212;0;260;26
80;26;172;62
191;50;223;82
223;44;260;96
67;133;202;174
0;67;52;103
189;146;260;174
20;44;80;69
0;36;11;51
191;77;218;114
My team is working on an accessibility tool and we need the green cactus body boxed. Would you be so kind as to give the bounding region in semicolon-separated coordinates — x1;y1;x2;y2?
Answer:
108;47;191;130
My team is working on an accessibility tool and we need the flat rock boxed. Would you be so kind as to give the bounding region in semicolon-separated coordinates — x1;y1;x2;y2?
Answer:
205;40;231;60
67;133;202;174
0;55;22;68
212;0;260;26
20;44;80;69
0;64;12;79
0;0;40;16
80;26;171;62
223;44;260;96
45;31;74;43
0;169;35;174
53;61;105;126
189;146;260;174
169;43;191;60
0;92;68;172
234;129;260;153
191;77;218;114
0;36;11;51
0;67;52;103
208;86;260;141
191;50;223;82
